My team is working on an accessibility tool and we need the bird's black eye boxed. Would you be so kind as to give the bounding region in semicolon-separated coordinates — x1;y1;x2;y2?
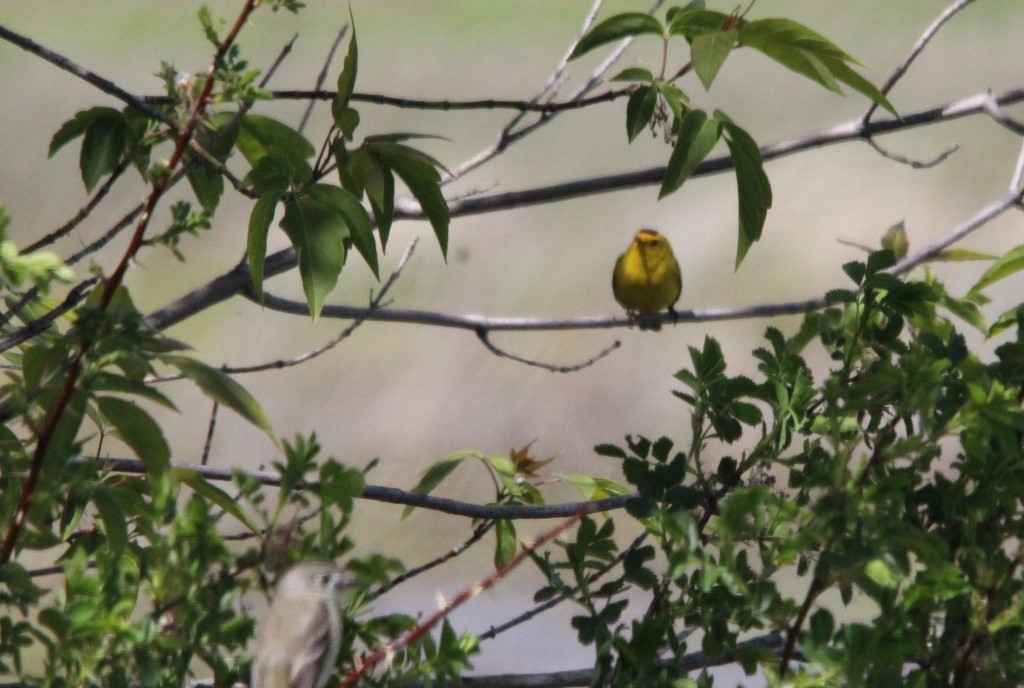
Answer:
317;573;331;587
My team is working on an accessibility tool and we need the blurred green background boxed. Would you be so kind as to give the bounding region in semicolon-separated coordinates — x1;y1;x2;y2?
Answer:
2;0;1023;679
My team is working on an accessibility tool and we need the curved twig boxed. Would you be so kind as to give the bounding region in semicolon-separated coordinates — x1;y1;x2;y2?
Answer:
476;328;620;372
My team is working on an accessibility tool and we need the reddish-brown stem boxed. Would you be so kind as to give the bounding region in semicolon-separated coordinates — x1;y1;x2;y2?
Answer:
336;512;585;688
0;0;261;566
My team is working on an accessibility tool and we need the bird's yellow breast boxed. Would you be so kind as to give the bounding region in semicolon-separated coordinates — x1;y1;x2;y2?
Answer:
612;230;682;313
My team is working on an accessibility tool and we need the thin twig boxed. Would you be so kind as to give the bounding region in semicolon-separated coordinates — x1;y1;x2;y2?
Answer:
151;238;419;382
200;401;219;466
862;0;979;122
0;278;98;354
24;160;131;253
476;328;621;372
0;23;175;127
376;521;495;597
299;26;347;134
864;138;959;169
478;532;648;642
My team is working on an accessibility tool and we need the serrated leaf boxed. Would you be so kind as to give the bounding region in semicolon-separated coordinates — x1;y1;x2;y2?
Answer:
278;187;350;319
175;468;260;534
162;354;276;443
969;244;1024;296
494;519;516;569
96;396;170;478
80;107;128;192
691;28;737;89
247;192;281;298
371;144;449;258
570;13;664;60
659;109;721;198
722;122;771;267
626;86;657;142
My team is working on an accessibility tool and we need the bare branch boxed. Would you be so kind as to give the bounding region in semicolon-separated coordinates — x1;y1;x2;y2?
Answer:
80;456;631;521
299;26;347;133
982;92;1024;136
143;84;1024;333
0;23;174;127
1011;140;1024;195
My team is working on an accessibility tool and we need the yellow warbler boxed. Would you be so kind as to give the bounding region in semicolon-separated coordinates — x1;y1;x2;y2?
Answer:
612;228;682;331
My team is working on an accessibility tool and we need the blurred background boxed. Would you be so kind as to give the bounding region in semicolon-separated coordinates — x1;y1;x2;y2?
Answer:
2;0;1023;681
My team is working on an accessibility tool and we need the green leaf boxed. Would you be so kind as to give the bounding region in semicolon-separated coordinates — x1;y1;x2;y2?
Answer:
91;487;127;559
44;391;87;463
187;114;240;212
351;150;395;250
721;122;772;267
91;372;177;411
247;192;281;298
278;187;351;319
659;109;721;198
96;397;171;478
611;67;655;82
932;248;997;262
162;354;276;443
738;19;896;115
691;28;737;89
494;519;516;569
174;468;261;534
306;184;376;278
49;109;101;158
625;86;657;142
968;244;1024;296
334;12;358;115
570;13;664;60
79;107;128;192
402;453;470;517
371;143;449;258
235;114;315;168
667;9;730;38
594;443;628;459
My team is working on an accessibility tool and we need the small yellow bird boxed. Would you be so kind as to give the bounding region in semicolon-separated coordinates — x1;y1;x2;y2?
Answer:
612;228;682;331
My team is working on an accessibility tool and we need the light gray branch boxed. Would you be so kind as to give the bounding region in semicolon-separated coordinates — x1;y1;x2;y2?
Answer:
145;85;1024;333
